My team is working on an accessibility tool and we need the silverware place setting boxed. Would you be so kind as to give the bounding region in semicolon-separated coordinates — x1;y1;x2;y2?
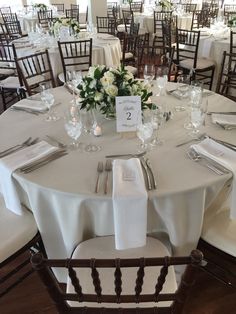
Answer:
105;151;146;158
0;137;39;158
140;157;157;190
187;148;230;176
95;160;113;194
19;149;68;173
95;161;104;193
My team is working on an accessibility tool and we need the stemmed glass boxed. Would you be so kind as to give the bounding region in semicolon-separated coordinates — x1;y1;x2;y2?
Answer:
150;104;165;147
175;74;190;112
136;121;153;152
189;107;205;137
40;83;60;122
143;64;155;84
81;110;101;153
155;66;168;96
64;106;83;150
66;70;82;101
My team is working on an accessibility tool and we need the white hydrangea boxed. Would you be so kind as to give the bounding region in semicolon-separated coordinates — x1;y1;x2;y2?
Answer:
105;85;118;97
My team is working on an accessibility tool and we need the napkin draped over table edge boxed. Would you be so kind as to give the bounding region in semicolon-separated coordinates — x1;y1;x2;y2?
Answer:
0;141;58;215
192;138;236;220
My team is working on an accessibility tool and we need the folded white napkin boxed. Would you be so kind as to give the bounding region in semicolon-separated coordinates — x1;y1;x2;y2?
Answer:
211;114;236;126
12;99;47;112
112;158;148;250
192;138;236;219
0;141;58;215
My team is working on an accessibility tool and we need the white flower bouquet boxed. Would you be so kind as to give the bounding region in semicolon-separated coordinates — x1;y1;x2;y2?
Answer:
33;3;48;10
52;17;80;35
155;0;172;10
77;65;153;117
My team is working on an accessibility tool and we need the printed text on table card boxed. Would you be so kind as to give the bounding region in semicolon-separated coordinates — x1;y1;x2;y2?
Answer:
115;96;141;132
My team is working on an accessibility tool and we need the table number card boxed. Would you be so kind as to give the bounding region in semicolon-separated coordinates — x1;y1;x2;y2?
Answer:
115;96;142;133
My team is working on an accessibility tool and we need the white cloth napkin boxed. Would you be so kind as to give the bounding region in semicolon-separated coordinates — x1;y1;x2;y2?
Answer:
192;138;236;219
112;158;148;250
0;141;58;215
12;98;47;112
211;114;236;126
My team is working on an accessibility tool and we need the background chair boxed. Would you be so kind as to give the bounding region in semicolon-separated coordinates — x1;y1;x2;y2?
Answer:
230;30;236;54
130;1;143;13
153;11;172;56
51;3;64;13
37;10;53;31
0;195;43;298
96;16;116;35
15;49;56;96
216;51;236;101
65;8;80;22
0;42;24;110
175;28;215;89
0;6;11;15
31;236;203;313
57;39;92;83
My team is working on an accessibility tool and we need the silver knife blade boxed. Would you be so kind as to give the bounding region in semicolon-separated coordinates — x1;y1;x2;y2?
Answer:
140;157;152;190
146;158;157;189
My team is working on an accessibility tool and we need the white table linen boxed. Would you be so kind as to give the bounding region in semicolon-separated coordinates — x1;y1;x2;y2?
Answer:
0;141;58;215
12;99;47;112
0;84;235;282
112;158;147;250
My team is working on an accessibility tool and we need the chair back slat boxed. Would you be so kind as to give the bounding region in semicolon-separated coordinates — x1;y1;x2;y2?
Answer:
31;250;203;313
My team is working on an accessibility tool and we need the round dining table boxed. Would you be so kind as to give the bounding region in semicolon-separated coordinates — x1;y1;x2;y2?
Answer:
0;83;235;282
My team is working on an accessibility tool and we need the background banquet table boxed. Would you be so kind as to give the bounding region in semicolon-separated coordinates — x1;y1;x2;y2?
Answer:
13;34;122;82
0;83;235;282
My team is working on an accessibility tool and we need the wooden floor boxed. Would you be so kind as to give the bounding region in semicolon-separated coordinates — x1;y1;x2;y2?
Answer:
0;252;236;314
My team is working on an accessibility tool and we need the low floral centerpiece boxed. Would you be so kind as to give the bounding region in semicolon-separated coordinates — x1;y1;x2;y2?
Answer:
52;17;80;36
155;0;172;10
33;3;48;11
77;65;152;118
228;16;236;27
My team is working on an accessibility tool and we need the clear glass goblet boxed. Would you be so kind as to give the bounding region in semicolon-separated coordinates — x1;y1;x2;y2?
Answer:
81;110;101;153
143;64;155;84
175;74;190;112
64;110;83;150
155;66;168;96
40;89;60;122
136;122;153;152
189;107;205;137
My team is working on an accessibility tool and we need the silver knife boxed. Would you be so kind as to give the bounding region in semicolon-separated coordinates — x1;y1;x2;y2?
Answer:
146;158;157;189
140;157;152;190
105;151;146;158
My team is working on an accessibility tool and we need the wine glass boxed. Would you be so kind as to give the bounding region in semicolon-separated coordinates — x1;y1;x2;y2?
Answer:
81;110;101;153
40;88;60;122
189;107;205;137
155;66;168;96
136;121;153;152
143;64;155;84
64;107;83;150
175;74;190;112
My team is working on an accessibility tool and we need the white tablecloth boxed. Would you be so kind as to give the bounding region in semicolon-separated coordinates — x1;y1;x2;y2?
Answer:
0;83;235;282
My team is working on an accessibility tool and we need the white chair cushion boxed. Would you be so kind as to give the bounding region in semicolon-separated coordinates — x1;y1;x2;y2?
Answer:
0;196;38;263
117;24;126;32
201;209;236;257
125;65;138;75
124;52;134;59
0;76;21;89
179;58;215;70
58;72;65;84
67;236;177;308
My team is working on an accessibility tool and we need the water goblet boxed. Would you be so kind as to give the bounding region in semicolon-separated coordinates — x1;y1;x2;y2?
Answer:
136;122;153;152
40;89;60;122
155;66;168;96
189;107;205;137
81;110;101;153
175;74;190;112
64;108;83;150
143;64;155;84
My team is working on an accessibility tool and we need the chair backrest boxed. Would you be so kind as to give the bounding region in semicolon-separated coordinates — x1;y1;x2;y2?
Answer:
37;10;53;31
107;2;118;18
14;49;56;96
216;51;236;101
230;30;236;54
181;3;197;13
0;6;11;15
96;16;116;35
58;39;92;82
224;4;236;14
191;8;211;29
71;4;79;10
65;9;80;22
122;9;134;32
176;28;200;70
31;249;203;313
130;1;143;13
5;21;23;40
153;11;172;35
1;13;18;24
51;3;64;13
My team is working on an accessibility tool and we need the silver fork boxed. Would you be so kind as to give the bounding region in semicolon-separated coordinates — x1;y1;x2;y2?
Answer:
187;149;227;175
95;162;104;193
0;137;39;158
140;157;152;190
104;159;112;194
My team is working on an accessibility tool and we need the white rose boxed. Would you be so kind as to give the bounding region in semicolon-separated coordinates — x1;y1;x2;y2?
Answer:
88;66;96;77
100;76;110;87
89;79;96;89
62;19;68;26
104;71;115;84
94;91;103;102
124;72;134;81
105;85;118;97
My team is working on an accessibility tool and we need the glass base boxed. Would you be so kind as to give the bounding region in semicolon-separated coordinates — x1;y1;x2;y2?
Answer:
84;144;101;153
